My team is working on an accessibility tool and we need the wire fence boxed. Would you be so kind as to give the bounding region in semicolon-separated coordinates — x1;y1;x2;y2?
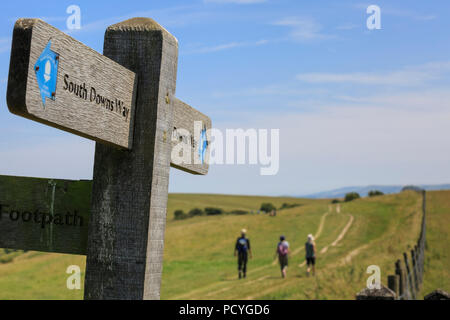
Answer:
357;190;426;300
389;190;426;299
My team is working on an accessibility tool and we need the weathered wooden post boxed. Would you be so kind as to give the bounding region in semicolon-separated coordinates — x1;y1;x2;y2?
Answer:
387;275;400;299
4;17;211;300
424;289;450;300
84;18;179;300
418;243;424;284
395;259;407;300
403;252;416;299
411;249;418;292
356;284;396;300
413;246;421;291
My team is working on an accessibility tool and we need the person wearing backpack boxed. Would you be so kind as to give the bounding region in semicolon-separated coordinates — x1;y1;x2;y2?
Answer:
234;229;252;279
305;234;316;276
275;235;290;278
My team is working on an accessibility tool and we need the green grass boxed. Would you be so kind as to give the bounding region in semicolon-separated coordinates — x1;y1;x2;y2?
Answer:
421;191;450;297
0;188;448;300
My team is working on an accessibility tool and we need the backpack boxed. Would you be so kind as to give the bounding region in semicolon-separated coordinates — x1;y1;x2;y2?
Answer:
237;238;248;253
278;242;288;256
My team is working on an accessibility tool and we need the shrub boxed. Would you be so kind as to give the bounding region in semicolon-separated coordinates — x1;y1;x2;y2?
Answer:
0;249;23;264
368;190;384;197
231;210;248;215
280;203;302;210
174;210;188;220
260;203;276;213
344;192;360;202
188;208;204;217
401;185;424;193
205;207;223;215
331;199;340;204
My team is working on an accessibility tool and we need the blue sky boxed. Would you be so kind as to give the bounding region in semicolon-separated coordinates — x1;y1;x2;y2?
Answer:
0;0;449;196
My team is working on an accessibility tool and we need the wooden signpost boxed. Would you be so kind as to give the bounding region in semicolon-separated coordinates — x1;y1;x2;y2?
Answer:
3;17;211;300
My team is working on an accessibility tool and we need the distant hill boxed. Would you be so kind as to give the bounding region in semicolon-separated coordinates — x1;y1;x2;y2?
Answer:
303;184;450;199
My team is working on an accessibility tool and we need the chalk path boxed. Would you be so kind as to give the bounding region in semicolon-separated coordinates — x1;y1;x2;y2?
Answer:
270;210;330;266
319;214;354;254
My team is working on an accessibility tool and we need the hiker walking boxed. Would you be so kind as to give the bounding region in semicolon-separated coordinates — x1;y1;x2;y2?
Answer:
234;229;252;279
305;234;316;276
275;235;290;278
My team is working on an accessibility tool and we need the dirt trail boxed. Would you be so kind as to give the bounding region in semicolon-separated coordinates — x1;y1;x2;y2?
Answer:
320;214;354;254
271;210;329;265
205;275;270;298
296;213;354;268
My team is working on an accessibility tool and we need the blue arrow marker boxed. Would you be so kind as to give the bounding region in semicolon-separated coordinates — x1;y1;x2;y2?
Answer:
198;126;208;164
34;41;59;107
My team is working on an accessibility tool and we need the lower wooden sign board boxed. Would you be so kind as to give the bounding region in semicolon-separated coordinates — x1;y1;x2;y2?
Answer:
0;175;91;255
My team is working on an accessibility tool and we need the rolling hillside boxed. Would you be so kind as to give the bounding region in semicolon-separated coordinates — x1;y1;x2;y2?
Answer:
0;186;448;299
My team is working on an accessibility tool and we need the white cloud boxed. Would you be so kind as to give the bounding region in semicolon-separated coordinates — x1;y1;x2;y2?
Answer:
245;87;450;190
273;17;333;41
296;61;450;86
336;23;359;30
191;85;450;195
8;16;67;23
64;5;197;35
355;3;436;21
185;39;268;54
333;89;450;113
0;137;95;180
204;0;267;4
275;102;450;174
211;85;327;99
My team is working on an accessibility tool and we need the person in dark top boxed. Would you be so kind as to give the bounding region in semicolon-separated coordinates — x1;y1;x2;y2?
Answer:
305;234;316;276
234;229;252;279
275;235;290;278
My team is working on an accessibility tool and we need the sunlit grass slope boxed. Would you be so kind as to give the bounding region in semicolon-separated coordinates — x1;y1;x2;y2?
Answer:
421;191;450;297
162;191;426;299
0;190;448;300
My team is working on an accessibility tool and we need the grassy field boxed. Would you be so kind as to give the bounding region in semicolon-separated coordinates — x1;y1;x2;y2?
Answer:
421;191;450;297
0;189;448;300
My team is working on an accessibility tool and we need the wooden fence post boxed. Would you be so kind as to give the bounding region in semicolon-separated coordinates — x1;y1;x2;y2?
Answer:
395;259;406;299
388;275;400;299
411;248;419;293
422;191;427;247
403;252;416;300
414;244;422;287
356;284;396;300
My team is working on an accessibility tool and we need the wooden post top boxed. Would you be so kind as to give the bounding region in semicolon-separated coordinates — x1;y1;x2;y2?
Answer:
106;17;177;39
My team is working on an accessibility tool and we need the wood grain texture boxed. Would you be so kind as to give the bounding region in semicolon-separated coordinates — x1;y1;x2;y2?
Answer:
7;19;137;149
171;98;211;175
0;175;91;255
84;17;178;300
